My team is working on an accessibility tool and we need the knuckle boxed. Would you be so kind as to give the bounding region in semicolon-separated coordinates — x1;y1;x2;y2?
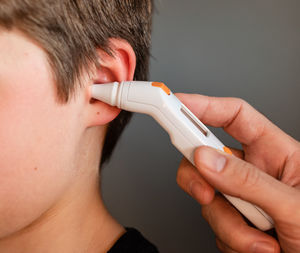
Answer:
201;205;211;223
235;97;246;105
201;202;218;230
216;237;236;253
176;168;183;186
232;97;248;110
176;160;186;182
176;159;197;189
239;163;260;189
201;197;221;226
215;238;225;252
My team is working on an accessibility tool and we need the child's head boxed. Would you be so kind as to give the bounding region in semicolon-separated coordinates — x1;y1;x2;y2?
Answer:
0;0;153;239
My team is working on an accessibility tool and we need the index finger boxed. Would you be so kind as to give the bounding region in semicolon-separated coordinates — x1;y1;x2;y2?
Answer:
175;93;288;147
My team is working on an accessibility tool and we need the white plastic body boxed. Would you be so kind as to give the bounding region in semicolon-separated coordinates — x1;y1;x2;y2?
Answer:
91;81;274;231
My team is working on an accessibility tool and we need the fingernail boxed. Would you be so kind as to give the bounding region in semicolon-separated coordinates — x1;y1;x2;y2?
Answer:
189;180;202;198
200;148;226;172
252;242;275;253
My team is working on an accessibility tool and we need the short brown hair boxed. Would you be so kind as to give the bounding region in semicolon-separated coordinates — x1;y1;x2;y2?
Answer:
0;0;153;167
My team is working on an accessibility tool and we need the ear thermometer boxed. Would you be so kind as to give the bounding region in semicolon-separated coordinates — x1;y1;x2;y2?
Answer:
91;81;274;231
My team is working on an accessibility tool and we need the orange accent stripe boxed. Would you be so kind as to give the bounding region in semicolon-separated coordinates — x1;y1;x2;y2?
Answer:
152;82;171;95
223;147;233;155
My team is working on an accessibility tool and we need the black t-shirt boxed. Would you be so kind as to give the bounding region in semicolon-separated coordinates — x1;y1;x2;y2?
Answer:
107;228;159;253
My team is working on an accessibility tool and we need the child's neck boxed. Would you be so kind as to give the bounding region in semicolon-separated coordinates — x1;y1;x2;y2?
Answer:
0;172;125;253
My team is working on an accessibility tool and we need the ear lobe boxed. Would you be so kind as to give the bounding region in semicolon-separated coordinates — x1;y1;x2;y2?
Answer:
88;100;121;127
86;38;136;128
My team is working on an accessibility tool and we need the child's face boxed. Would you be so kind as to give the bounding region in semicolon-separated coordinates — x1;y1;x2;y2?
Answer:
0;29;88;237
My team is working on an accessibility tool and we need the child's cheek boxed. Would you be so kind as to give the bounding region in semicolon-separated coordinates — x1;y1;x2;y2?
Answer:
0;133;75;238
0;168;71;238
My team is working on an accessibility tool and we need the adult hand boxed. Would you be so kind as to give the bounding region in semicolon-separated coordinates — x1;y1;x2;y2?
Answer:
176;93;300;253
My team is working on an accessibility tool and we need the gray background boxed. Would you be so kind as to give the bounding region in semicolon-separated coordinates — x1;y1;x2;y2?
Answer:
103;1;300;252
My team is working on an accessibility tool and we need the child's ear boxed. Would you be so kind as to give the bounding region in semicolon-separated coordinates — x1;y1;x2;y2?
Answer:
86;38;136;127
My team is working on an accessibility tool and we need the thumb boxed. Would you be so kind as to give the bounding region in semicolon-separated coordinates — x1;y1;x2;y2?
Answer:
194;146;298;220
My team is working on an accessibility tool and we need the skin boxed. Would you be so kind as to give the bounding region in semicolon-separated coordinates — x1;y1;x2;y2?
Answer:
176;93;300;253
0;29;135;252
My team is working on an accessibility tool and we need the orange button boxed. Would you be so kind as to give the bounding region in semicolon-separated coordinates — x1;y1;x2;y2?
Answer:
223;147;233;155
152;82;171;95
